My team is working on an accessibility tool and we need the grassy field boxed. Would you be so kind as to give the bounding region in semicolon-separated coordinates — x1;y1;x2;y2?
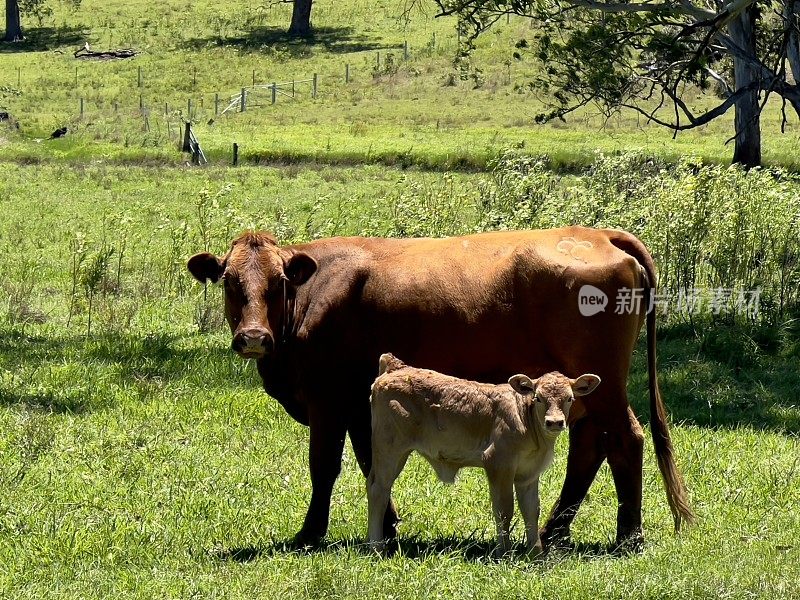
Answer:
2;0;800;169
0;164;799;598
2;0;800;597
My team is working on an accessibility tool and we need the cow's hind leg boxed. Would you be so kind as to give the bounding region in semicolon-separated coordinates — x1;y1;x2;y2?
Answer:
540;417;606;549
367;447;410;550
294;407;347;547
605;406;645;551
348;408;401;540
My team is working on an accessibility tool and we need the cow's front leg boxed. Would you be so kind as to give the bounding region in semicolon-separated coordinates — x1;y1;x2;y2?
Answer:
515;477;542;557
294;407;347;547
485;459;515;556
540;416;606;549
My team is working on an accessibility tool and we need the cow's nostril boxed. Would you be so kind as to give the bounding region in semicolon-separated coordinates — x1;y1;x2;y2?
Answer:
546;418;565;429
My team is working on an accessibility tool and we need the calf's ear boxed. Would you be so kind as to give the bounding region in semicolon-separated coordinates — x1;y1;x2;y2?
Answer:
284;252;318;286
187;252;225;284
509;374;537;396
572;374;601;396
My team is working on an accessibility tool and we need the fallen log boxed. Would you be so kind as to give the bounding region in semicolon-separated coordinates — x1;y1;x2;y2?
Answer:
74;44;138;60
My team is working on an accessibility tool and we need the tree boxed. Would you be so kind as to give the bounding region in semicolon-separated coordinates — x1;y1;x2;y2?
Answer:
435;0;800;167
4;0;23;41
288;0;313;37
4;0;80;43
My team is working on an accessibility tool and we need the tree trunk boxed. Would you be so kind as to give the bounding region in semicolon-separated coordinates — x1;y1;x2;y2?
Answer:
4;0;24;42
288;0;313;37
729;6;761;168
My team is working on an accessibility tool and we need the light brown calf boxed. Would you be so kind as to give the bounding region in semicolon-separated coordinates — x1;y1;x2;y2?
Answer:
367;354;601;554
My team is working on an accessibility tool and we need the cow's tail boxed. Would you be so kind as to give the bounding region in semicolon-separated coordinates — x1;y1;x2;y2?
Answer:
609;232;695;533
378;353;406;376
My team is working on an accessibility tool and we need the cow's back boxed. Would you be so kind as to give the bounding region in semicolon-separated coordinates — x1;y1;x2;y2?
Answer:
295;228;641;384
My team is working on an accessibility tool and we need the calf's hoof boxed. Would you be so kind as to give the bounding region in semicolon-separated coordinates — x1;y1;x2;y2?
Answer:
526;541;545;560
368;540;387;555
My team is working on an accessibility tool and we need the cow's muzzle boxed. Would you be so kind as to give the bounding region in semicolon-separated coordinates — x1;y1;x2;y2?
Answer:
232;327;274;359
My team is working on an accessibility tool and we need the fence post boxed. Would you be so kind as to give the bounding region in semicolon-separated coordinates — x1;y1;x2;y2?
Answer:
75;66;78;88
140;95;144;112
138;66;142;88
183;121;192;152
17;66;21;88
233;142;239;166
193;66;197;88
215;93;219;116
79;97;84;119
187;98;193;120
376;52;380;70
312;73;318;99
432;32;436;50
345;63;350;83
114;102;119;113
165;102;169;116
240;88;246;112
192;142;201;165
404;40;409;60
292;80;295;97
271;82;277;104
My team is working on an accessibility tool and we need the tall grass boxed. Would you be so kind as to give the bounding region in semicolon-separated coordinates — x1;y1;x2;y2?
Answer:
479;151;800;322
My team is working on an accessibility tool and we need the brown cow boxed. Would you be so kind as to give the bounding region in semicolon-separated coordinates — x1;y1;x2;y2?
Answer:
368;353;601;554
186;227;693;548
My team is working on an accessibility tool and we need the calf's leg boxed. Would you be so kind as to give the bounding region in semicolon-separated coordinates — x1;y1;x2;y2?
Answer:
605;406;645;550
294;407;347;547
540;417;606;548
348;407;401;539
367;447;410;550
515;478;542;556
486;465;515;555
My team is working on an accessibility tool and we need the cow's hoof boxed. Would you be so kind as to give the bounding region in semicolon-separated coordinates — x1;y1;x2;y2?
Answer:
539;526;572;552
292;528;325;549
382;516;400;540
613;529;645;554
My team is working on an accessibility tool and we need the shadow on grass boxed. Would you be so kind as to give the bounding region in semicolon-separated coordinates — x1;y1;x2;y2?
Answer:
211;535;628;563
180;26;399;56
0;387;90;414
0;328;239;413
627;321;800;435
0;26;85;53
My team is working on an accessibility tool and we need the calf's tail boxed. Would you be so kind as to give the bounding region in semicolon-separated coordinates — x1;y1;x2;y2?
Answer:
610;231;695;533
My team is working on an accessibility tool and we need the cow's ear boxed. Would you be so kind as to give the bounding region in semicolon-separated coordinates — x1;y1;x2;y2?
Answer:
284;252;317;286
572;374;601;396
509;374;537;396
187;252;225;284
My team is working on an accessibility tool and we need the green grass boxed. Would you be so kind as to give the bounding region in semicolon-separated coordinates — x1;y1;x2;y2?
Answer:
2;0;800;170
2;1;800;595
1;163;799;598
